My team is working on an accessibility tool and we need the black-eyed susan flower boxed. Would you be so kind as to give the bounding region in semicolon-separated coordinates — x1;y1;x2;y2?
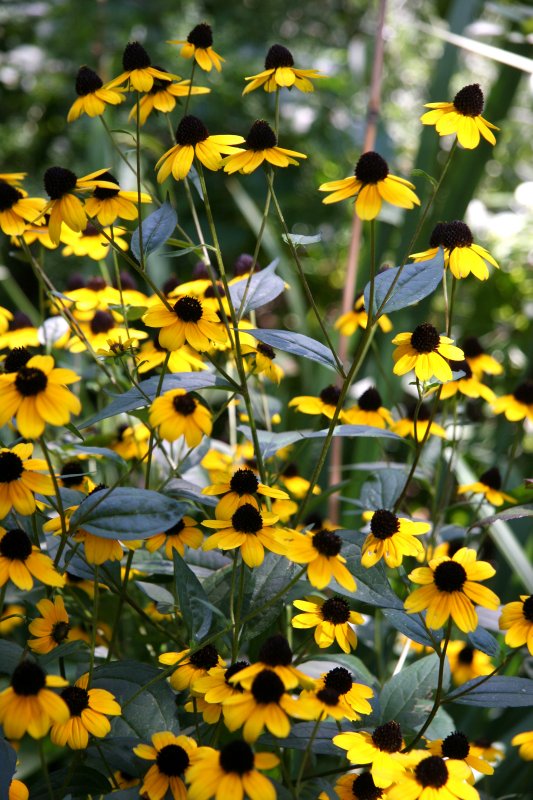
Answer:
145;516;202;558
428;731;494;777
317;666;374;719
289;383;342;419
0;603;25;635
28;596;70;654
149;388;212;447
421;83;498;149
156;115;244;182
243;43;324;94
391;400;447;441
193;661;249;706
438;360;495;403
458;467;514;507
0;353;81;438
203;503;287;568
297;684;360;723
41;166;119;244
392;323;464;383
332;772;389;800
361;509;430;569
67;65;125;123
223;119;306;174
292;596;363;653
511;730;533;761
186;740;279;800
58;458;90;492
0;305;13;333
333;721;412;788
499;594;533;655
335;292;393;336
109;42;176;92
389;756;479;800
129;73;210;126
286;527;356;591
279;462;322;498
446;641;494;685
0;660;69;739
159;644;225;691
232;634;313;691
202;467;289;519
319;151;420;220
241;340;284;383
137;338;205;374
67;310;146;354
43;498;125;566
143;295;225;351
169;23;224;72
461;336;502;377
50;673;121;749
0;312;39;351
492;379;533;423
84;171;151;225
8;780;29;800
61;222;128;260
0;178;46;236
404;547;499;632
342;387;393;429
113;771;140;790
410;221;499;281
110;423;151;461
0;444;55;519
134;731;198;800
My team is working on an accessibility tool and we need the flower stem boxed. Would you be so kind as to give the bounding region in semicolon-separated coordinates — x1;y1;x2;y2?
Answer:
296;714;324;795
135;91;145;268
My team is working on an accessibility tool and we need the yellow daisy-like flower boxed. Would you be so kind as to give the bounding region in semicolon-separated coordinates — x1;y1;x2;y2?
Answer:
193;661;249;708
438;359;496;402
145;516;203;558
134;731;198;800
169;23;224;72
0;602;25;635
285;527;356;591
427;731;494;776
159;644;225;691
65;310;147;354
446;640;494;685
319;151;420;221
67;65;125;123
332;772;390;800
361;509;430;568
0;305;13;333
0;312;39;351
111;423;151;461
241;340;284;383
113;771;140;790
342;387;393;429
61;222;128;260
143;294;225;351
43;499;125;566
203;503;287;568
0;660;69;739
458;467;515;507
492;380;533;423
0;178;46;236
410;221;499;281
156;114;244;182
50;673;121;750
292;596;363;653
28;596;71;654
461;336;502;378
223;119;306;174
315;666;374;718
421;83;498;149
129;73;210;126
84;170;151;225
9;780;29;800
289;383;342;419
58;458;93;493
388;757;479;800
511;730;533;761
499;594;533;655
186;740;279;800
404;547;500;632
392;323;464;383
333;721;412;788
0;443;55;519
149;388;212;448
243;43;324;94
0;353;81;438
231;634;314;692
335;292;393;336
391;400;447;442
0;172;26;187
108;41;177;92
297;683;363;723
137;338;205;374
202;466;289;519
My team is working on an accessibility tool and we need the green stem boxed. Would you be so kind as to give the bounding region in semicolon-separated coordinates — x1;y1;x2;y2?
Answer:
39;738;55;800
39;437;68;570
183;61;196;116
87;565;100;685
295;714;324;795
135;91;145;268
145;351;171;489
106;549;135;661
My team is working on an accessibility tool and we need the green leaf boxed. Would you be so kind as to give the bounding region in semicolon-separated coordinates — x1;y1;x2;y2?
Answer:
364;248;444;315
68;488;188;539
135;580;175;613
60;444;127;468
307;653;377;687
173;551;213;640
379;654;450;732
30;766;110;800
87;736;140;779
411;168;438;188
130;201;177;261
242;553;299;640
229;260;285;314
475;504;533;526
424;706;455;739
360;469;408;510
247;328;340;372
382;607;442;648
261;721;345;754
0;738;16;798
0;641;24;675
108;303;148;321
467;626;500;657
337;538;403;609
282;232;322;246
445;676;533;707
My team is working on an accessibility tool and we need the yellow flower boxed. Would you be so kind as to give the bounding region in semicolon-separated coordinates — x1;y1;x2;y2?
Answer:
388;756;479;800
65;309;147;354
410;221;499;281
286;527;356;591
335;292;393;336
9;780;29;800
145;516;203;558
143;294;225;351
134;731;198;800
333;721;412;788
0;443;55;519
342;387;393;429
0;178;46;236
0;660;69;739
50;673;120;749
297;683;363;722
193;661;250;707
156;115;244;182
243;43;324;94
392;323;464;383
159;644;225;691
446;640;494;685
438;359;496;402
390;400;447;442
84;170;151;225
0;312;39;351
492;380;533;423
511;730;533;761
319;151;420;220
230;634;313;691
499;594;533;655
61;222;128;260
0;353;81;438
113;771;140;790
223;119;306;174
241;339;284;383
421;83;498;149
129;73;210;125
0;603;25;635
461;336;502;378
0;525;66;590
314;666;374;718
137;338;205;374
279;462;322;498
289;383;342;419
361;509;430;568
405;547;500;632
203;503;287;568
458;467;515;507
292;596;363;653
111;423;151;461
0;305;13;333
186;740;279;800
202;466;289;518
67;66;125;122
108;42;177;92
427;731;494;776
149;388;212;447
28;596;70;654
43;498;125;566
169;23;224;72
332;772;389;800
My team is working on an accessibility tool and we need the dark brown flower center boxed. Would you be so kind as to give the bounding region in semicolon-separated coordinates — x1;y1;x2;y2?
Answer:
230;468;259;495
172;393;197;416
165;519;186;536
457;645;474;664
233;253;256;276
462;337;484;358
175;115;209;146
92;171;119;199
52;621;71;644
156;743;190;776
187;23;213;49
453;84;484;117
428;221;449;248
75;65;103;96
513;380;533;405
415;756;448;788
522;595;533;622
189;644;219;670
433;560;467;592
316;687;341;706
410;323;440;354
405;400;431;422
11;660;46;695
441;221;474;249
372;720;403;752
312;529;342;557
442;731;470;759
259;634;293;666
0;528;33;560
3;347;32;372
122;41;151;71
44;166;77;200
370;509;400;540
219;740;255;775
358;387;382;411
447;538;465;558
265;44;294;69
0;453;25;483
355;152;389;184
14;366;47;396
282;462;299;478
60;685;90;715
324;666;353;695
448;359;472;379
321;596;351;624
60;460;85;487
319;385;341;406
174;295;203;322
231;503;263;534
352;772;383;800
246;120;277;151
251;669;285;704
90;310;115;334
0;182;23;211
479;467;501;490
257;342;275;359
224;660;249;691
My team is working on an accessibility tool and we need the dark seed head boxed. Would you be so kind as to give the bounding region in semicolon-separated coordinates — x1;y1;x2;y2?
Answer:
230;468;259;496
457;645;474;664
352;772;383;800
3;347;32;372
92;171;119;199
282;462;299;478
265;44;294;70
51;621;71;644
60;685;89;716
219;740;255;775
479;467;501;490
358;387;382;412
0;453;25;483
245;120;277;151
410;322;440;354
442;731;470;760
75;65;103;96
87;276;107;291
324;667;353;695
172;392;197;416
11;660;46;695
448;359;472;379
462;337;484;358
405;400;431;422
428;221;449;249
233;253;257;276
257;342;276;360
66;273;86;290
513;380;533;405
0;181;23;211
189;643;219;670
204;283;225;299
90;310;115;334
371;720;403;753
9;312;33;331
522;595;533;622
415;755;448;788
187;23;213;49
156;743;190;776
175;115;209;146
163;275;181;295
44;166;77;199
231;503;263;533
355;152;389;184
319;385;341;406
165;518;186;536
0;528;33;560
258;634;293;666
60;460;85;487
114;271;137;291
453;84;484;117
174;295;203;322
316;687;341;706
312;528;342;557
440;221;474;250
122;41;151;71
433;560;467;592
192;261;210;280
225;660;249;690
447;538;465;558
370;509;399;540
321;596;351;624
251;669;285;704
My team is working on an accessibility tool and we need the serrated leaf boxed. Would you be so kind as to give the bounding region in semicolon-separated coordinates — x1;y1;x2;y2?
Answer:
247;329;340;372
379;654;449;731
364;248;444;315
467;626;500;657
173;551;212;640
229;260;285;314
130;201;177;261
0;738;17;798
445;676;533;707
